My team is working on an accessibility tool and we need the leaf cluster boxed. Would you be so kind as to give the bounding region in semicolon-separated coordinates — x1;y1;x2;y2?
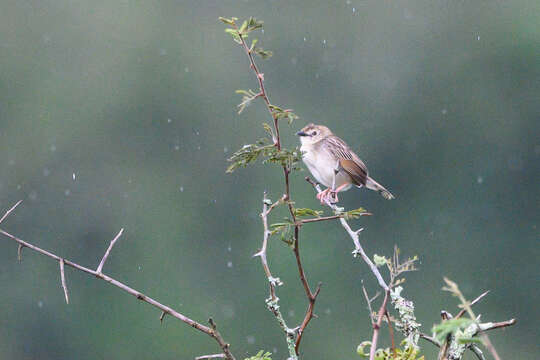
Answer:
341;207;368;220
270;219;294;246
226;139;302;173
220;17;272;59
269;105;298;124
432;318;476;344
357;340;424;360
244;350;272;360
293;208;323;218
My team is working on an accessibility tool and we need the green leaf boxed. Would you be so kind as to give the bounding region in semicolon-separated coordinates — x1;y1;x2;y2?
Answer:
343;207;368;219
238;20;248;34
218;17;236;26
235;89;260;114
432;318;474;343
293;208;323;217
373;254;388;267
244;350;272;360
253;47;273;59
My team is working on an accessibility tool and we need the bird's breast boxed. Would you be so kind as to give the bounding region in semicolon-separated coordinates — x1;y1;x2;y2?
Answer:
301;145;352;189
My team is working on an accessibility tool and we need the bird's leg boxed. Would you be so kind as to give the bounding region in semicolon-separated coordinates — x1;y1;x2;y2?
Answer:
327;164;340;203
330;183;350;203
317;188;331;204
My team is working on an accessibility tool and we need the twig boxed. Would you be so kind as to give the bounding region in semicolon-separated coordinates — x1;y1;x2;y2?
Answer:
293;222;322;353
96;228;124;274
306;177;389;291
59;258;69;304
0;203;236;360
362;284;379;324
0;200;22;224
469;345;486;360
455;290;490;319
255;193;280;301
369;290;390;360
195;355;225;360
160;311;167;323
18;244;24;262
385;311;396;358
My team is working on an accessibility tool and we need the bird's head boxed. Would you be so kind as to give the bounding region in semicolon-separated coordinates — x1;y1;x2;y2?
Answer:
296;124;332;145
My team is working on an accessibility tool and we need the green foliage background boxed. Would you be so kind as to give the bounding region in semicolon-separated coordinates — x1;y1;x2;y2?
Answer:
0;1;538;359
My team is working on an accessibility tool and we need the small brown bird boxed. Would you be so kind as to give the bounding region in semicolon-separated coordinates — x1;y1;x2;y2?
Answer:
297;124;394;203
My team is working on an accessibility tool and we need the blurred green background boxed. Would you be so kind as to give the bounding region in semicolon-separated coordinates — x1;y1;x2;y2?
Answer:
0;1;538;359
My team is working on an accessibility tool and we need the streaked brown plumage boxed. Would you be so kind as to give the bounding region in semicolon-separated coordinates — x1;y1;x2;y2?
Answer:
297;124;394;203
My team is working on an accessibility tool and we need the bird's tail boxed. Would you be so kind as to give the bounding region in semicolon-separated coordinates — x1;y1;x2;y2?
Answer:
365;177;395;200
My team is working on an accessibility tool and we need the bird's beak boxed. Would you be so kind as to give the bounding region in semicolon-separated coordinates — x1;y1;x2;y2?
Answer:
296;131;308;137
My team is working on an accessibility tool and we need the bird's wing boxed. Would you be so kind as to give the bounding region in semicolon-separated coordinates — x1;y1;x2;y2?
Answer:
322;136;368;186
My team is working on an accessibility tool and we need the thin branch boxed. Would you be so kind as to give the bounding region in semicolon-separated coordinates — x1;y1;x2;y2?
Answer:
455;290;490;319
160;311;166;323
369;290;390;360
362;284;379;324
195;355;225;360
18;244;24;262
300;214;348;224
96;228;124;274
293;223;322;354
0;203;236;360
479;318;516;331
59;258;69;304
306;177;389;291
469;345;486;360
255;193;279;301
385;311;397;359
0;199;22;224
420;332;441;347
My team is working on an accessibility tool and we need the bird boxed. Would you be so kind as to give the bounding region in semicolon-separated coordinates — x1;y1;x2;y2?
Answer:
296;123;394;203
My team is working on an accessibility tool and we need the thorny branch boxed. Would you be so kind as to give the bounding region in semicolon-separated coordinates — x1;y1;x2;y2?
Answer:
229;19;321;356
0;201;236;360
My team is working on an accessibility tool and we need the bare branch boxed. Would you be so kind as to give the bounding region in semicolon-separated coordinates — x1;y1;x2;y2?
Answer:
18;244;24;262
455;290;490;319
369;290;390;360
0;200;22;224
59;258;69;304
195;355;225;360
0;205;236;360
96;228;124;274
469;345;486;360
306;177;389;291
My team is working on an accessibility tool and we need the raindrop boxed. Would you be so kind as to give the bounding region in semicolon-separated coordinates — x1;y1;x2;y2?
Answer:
197;145;201;150
291;57;297;65
227;244;232;252
50;144;56;152
28;191;37;201
128;178;132;184
43;168;50;176
315;73;320;79
138;265;142;271
352;7;356;13
261;29;264;34
8;159;15;166
174;145;180;151
159;48;167;56
167;118;172;123
477;176;484;184
223;146;228;153
222;305;235;319
72;173;76;180
272;347;277;354
64;189;71;196
477;35;480;41
184;67;190;73
247;335;255;344
303;37;307;42
441;109;447;115
325;308;332;315
17;185;21;190
227;261;233;268
179;186;184;192
288;309;295;317
322;39;326;45
38;300;43;308
346;0;351;4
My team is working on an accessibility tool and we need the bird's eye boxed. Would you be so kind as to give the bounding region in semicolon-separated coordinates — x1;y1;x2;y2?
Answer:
311;131;317;136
